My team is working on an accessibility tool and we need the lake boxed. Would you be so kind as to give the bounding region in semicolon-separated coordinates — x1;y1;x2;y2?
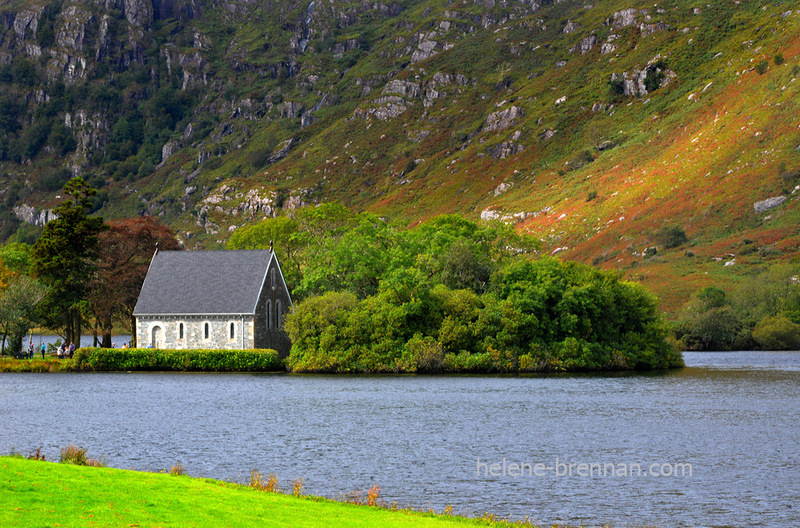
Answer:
1;351;798;527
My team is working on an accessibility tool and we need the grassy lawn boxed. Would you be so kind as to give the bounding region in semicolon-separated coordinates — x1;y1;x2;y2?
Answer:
0;457;563;528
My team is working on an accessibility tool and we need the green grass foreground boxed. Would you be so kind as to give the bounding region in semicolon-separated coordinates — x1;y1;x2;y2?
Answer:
0;457;595;528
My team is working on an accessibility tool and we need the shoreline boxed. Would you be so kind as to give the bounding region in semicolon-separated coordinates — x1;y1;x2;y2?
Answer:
0;354;684;375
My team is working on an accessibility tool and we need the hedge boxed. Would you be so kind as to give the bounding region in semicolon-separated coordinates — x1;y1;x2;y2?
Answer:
72;348;284;372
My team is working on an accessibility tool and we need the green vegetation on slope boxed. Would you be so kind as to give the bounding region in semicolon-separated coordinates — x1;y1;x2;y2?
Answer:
0;0;798;317
0;456;588;528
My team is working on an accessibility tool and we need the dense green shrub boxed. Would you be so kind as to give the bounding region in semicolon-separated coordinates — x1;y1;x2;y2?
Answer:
752;316;800;350
675;264;800;350
654;225;688;249
567;150;594;171
286;257;682;373
74;348;283;372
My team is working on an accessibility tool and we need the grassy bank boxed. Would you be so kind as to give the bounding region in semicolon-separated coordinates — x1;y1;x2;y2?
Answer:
0;456;602;528
0;348;284;373
0;346;684;375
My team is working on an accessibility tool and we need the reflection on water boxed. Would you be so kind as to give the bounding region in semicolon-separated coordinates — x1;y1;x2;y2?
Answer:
0;352;798;528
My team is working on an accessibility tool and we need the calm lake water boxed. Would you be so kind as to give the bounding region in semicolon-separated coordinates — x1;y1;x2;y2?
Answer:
1;351;799;527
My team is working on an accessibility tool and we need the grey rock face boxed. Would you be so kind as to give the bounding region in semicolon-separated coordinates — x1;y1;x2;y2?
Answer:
162;140;181;162
56;7;94;52
610;59;676;97
571;34;597;54
488;141;524;159
596;140;616;151
269;138;295;163
563;19;579;34
601;34;620;54
485;106;524;132
383;79;421;99
14;9;41;40
124;0;153;27
411;32;439;63
753;196;786;214
611;8;639;29
14;204;56;226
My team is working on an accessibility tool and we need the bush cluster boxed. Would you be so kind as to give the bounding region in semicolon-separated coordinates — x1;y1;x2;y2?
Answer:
285;257;682;373
675;264;800;350
73;348;283;372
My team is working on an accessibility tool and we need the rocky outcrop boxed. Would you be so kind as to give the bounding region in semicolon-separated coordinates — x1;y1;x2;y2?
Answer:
601;34;620;55
754;196;786;214
484;106;524;132
14;9;42;40
123;0;154;27
268;138;295;163
563;20;578;34
56;6;94;51
161;140;181;162
610;59;675;97
383;79;421;99
610;8;639;29
354;79;419;120
411;31;441;62
161;46;210;90
571;34;597;54
13;204;56;226
488;140;524;159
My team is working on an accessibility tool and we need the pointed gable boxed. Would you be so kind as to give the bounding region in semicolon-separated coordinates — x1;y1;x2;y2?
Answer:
133;250;272;315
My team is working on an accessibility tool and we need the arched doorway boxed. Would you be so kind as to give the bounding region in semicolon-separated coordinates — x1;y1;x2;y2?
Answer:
151;326;163;348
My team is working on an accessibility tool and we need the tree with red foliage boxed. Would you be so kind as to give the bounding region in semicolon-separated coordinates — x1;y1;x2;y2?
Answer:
89;216;180;347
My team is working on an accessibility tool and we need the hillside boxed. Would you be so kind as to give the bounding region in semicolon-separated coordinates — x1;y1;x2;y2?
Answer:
1;0;799;312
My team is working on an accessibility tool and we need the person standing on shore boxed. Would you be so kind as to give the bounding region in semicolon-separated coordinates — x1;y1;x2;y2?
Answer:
40;343;46;359
68;342;75;358
28;342;34;359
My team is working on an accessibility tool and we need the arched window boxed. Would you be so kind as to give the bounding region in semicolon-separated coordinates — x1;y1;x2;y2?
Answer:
230;322;235;340
270;268;276;289
151;326;162;348
276;300;282;329
266;300;272;330
179;323;184;340
204;322;210;340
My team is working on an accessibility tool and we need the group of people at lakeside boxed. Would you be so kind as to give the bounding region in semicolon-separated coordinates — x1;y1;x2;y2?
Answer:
9;338;132;359
55;342;75;359
16;341;74;359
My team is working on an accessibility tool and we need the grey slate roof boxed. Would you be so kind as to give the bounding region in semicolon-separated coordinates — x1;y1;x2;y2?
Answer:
133;250;272;315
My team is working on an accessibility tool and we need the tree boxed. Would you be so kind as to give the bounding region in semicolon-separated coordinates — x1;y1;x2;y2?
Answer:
0;242;33;275
0;274;47;355
31;177;106;347
89;216;180;347
227;216;303;287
